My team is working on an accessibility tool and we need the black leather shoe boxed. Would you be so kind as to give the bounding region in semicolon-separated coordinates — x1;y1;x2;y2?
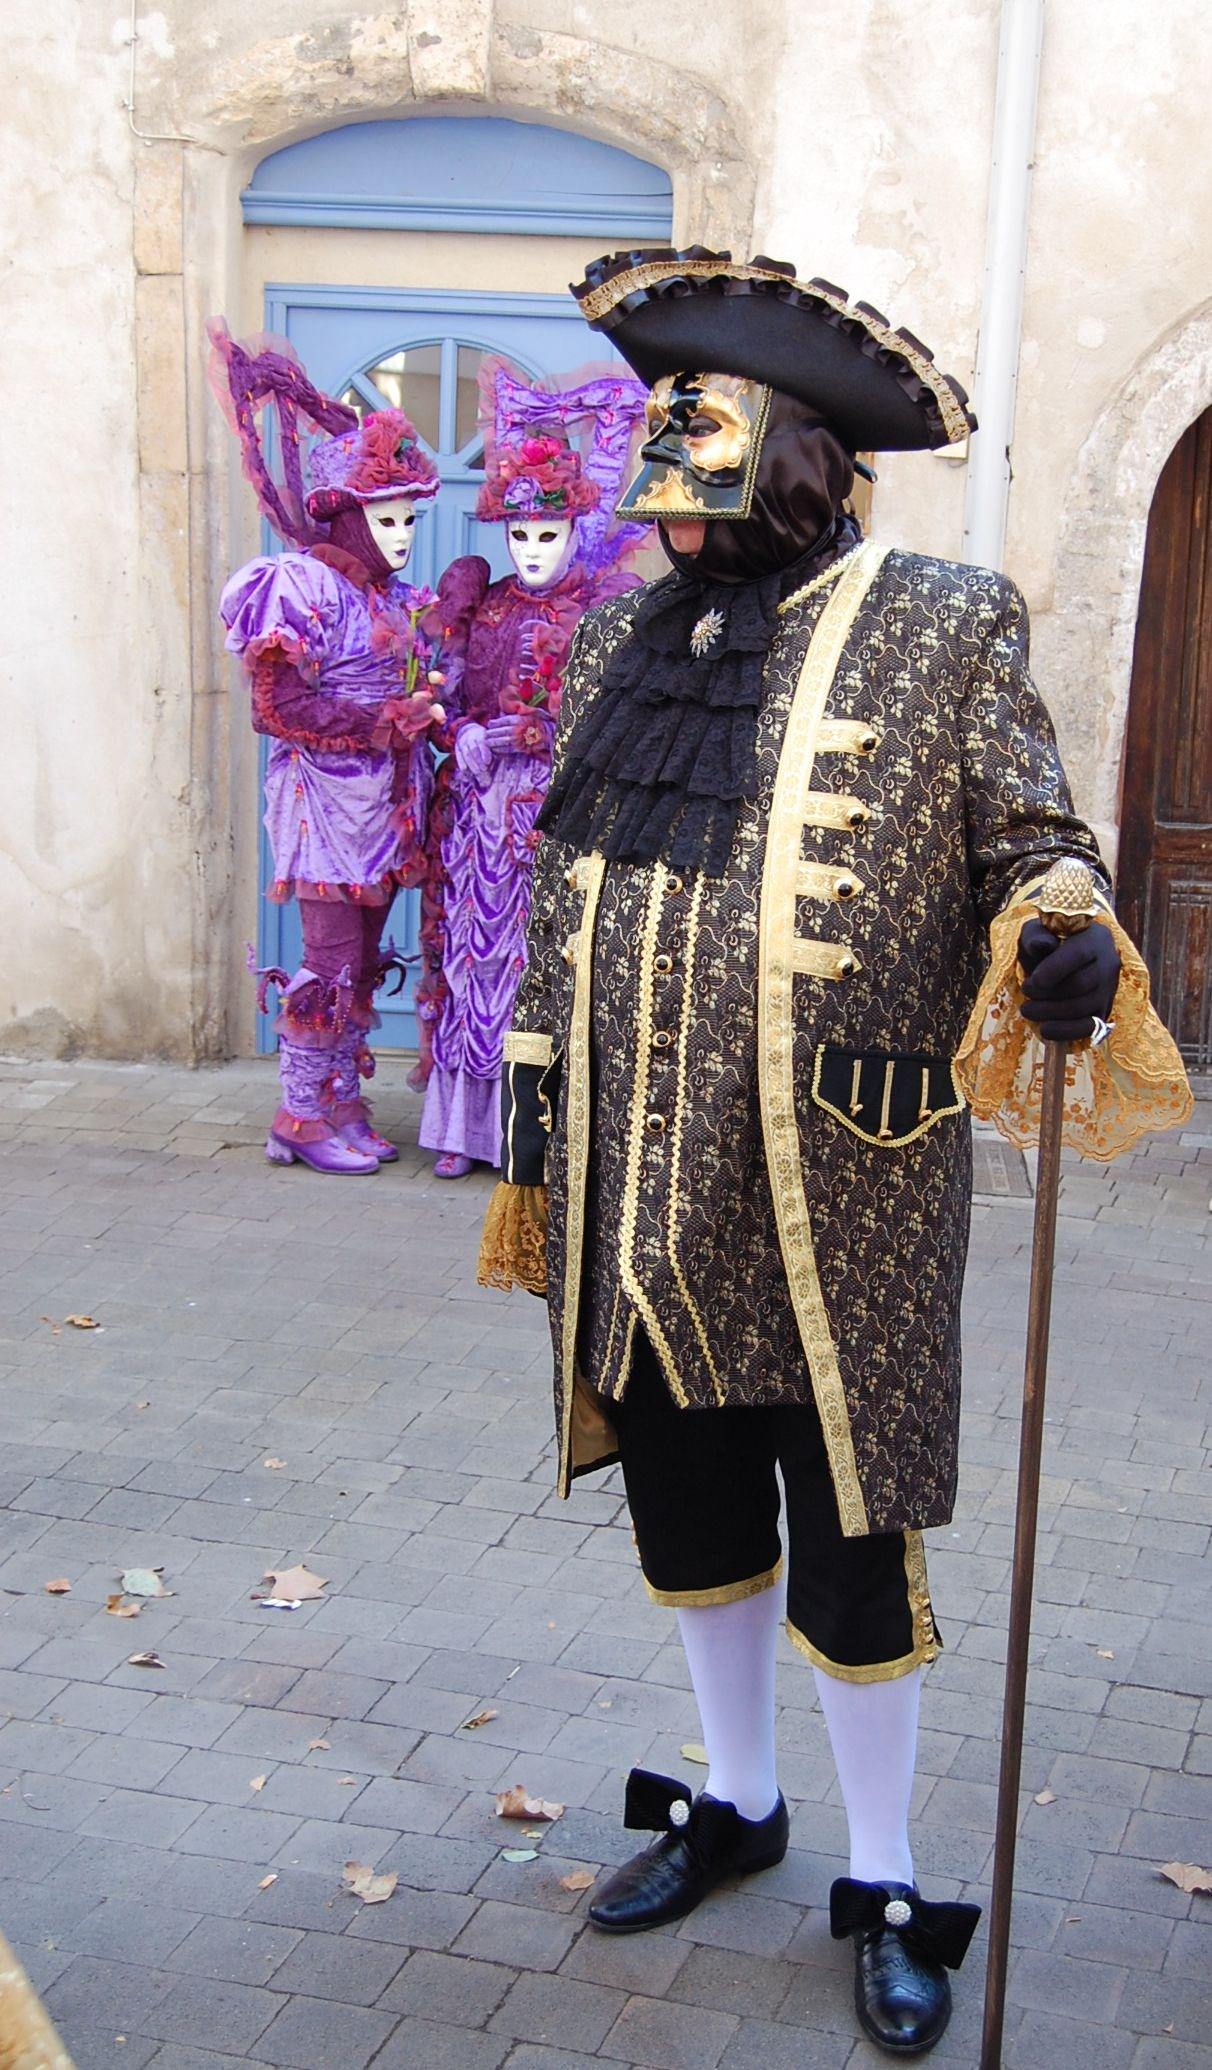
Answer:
589;1768;789;1934
830;1878;981;2055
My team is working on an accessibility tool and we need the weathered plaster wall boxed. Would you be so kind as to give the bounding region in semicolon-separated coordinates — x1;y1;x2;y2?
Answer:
0;2;192;1059
3;0;1210;1058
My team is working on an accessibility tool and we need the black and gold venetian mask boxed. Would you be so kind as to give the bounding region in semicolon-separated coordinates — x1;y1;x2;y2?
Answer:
617;371;773;522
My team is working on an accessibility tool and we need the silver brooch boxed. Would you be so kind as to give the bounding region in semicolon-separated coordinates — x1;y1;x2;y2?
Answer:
669;1798;691;1828
884;1897;913;1928
689;608;725;658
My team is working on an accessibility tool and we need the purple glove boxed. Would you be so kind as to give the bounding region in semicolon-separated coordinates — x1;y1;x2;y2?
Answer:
483;712;555;758
454;721;493;785
1018;918;1121;1042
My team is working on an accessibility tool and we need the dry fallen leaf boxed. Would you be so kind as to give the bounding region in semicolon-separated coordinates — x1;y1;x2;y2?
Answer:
258;1874;278;1891
462;1710;498;1731
44;1579;71;1595
126;1651;166;1670
1033;1787;1057;1806
263;1458;286;1471
40;1317;61;1336
495;1786;565;1823
559;1869;596;1893
1095;1648;1115;1660
65;1314;100;1330
338;1777;357;1787
121;1567;170;1599
249;1776;267;1793
307;1738;331;1753
262;1563;328;1602
681;1743;709;1766
342;1861;397;1905
1157;1861;1212;1895
105;1595;141;1619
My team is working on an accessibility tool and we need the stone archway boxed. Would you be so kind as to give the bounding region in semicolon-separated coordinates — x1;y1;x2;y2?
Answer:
1041;299;1212;866
143;8;759;1055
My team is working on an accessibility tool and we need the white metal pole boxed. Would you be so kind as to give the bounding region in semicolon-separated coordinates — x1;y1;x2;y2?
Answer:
962;0;1046;572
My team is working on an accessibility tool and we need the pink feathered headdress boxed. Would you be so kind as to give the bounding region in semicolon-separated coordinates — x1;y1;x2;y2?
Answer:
306;410;440;520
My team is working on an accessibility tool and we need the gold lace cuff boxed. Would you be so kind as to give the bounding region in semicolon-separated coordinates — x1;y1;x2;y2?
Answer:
955;891;1192;1162
477;1181;549;1295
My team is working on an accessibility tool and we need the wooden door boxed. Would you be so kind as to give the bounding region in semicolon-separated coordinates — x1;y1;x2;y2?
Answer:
1117;407;1212;1072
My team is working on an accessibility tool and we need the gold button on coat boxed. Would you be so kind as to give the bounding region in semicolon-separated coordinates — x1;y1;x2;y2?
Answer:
653;953;674;974
653;1029;674;1050
645;1112;667;1135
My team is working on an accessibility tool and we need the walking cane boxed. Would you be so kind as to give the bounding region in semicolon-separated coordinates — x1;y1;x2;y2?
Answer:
979;857;1100;2070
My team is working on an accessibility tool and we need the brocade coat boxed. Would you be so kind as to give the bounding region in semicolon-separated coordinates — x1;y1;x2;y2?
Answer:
504;540;1109;1536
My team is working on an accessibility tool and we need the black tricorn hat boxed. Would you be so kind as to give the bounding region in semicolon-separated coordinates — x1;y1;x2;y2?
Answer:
572;247;975;454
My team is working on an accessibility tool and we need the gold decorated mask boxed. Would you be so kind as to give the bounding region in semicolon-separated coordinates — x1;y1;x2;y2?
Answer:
617;371;773;522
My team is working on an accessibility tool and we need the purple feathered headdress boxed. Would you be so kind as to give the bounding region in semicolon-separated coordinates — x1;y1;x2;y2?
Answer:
208;320;438;549
475;360;652;582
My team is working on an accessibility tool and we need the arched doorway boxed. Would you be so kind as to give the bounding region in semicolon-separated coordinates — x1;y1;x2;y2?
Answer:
244;115;673;1052
1117;407;1212;1072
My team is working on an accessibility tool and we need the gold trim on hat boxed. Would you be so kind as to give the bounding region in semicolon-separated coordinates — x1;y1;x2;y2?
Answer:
578;258;972;447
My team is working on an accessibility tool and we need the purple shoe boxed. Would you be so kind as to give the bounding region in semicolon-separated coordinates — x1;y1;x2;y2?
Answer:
331;1100;399;1163
266;1123;379;1175
434;1152;474;1179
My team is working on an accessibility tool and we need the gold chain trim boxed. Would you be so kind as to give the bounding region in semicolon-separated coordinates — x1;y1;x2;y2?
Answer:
503;1030;553;1067
618;863;689;1406
557;853;606;1497
578;265;971;445
758;539;888;1539
778;547;863;616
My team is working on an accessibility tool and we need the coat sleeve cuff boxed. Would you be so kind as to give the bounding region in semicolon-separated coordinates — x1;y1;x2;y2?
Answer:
955;889;1192;1160
503;1030;554;1067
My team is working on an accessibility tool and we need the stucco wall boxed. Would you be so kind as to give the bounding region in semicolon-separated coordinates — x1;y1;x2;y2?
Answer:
2;0;1210;1058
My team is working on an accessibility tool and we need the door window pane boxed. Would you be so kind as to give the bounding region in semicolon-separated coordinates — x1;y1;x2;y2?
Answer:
342;344;442;445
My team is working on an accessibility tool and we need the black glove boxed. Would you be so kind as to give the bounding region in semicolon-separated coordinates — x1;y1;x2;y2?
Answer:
1018;918;1121;1043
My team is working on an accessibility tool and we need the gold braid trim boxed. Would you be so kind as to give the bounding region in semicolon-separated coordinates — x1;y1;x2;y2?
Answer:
477;1183;549;1296
954;894;1193;1162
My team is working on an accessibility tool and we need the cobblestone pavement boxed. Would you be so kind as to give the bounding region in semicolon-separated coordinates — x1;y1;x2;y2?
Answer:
0;1056;1208;2070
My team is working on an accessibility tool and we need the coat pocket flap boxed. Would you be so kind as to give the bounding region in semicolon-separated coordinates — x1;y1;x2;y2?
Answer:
812;1046;966;1146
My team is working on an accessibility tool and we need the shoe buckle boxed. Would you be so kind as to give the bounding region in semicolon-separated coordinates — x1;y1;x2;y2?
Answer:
668;1798;690;1829
884;1897;912;1928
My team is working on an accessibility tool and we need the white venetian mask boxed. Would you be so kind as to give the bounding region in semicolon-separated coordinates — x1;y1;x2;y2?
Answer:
364;495;417;572
506;516;575;590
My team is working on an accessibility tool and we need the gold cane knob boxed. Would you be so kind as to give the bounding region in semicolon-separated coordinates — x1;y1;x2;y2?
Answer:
1036;858;1098;938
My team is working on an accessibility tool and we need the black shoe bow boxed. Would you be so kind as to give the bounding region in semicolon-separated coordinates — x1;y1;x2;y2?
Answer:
588;1768;790;1936
623;1767;693;1834
830;1878;981;1970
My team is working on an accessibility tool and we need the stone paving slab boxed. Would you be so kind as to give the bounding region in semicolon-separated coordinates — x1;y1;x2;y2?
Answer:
0;1055;1208;2068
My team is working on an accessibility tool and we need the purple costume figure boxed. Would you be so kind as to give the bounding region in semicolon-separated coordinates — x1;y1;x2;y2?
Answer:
211;322;450;1175
420;362;649;1178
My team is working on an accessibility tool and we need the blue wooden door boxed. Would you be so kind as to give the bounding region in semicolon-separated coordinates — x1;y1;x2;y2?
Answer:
256;287;620;1052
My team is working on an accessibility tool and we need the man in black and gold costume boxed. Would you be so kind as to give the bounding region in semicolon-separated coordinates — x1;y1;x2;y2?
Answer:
479;249;1189;2055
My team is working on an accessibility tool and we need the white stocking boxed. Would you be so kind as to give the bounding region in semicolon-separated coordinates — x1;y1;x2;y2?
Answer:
813;1665;920;1886
677;1588;782;1822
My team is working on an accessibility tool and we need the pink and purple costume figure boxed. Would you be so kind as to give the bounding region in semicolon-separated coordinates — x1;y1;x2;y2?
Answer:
211;322;451;1175
419;363;649;1178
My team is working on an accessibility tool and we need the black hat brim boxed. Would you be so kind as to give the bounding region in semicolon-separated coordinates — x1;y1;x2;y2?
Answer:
574;251;975;454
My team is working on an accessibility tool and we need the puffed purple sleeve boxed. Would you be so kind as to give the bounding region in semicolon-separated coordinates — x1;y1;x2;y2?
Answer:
219;553;340;674
219;554;381;751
